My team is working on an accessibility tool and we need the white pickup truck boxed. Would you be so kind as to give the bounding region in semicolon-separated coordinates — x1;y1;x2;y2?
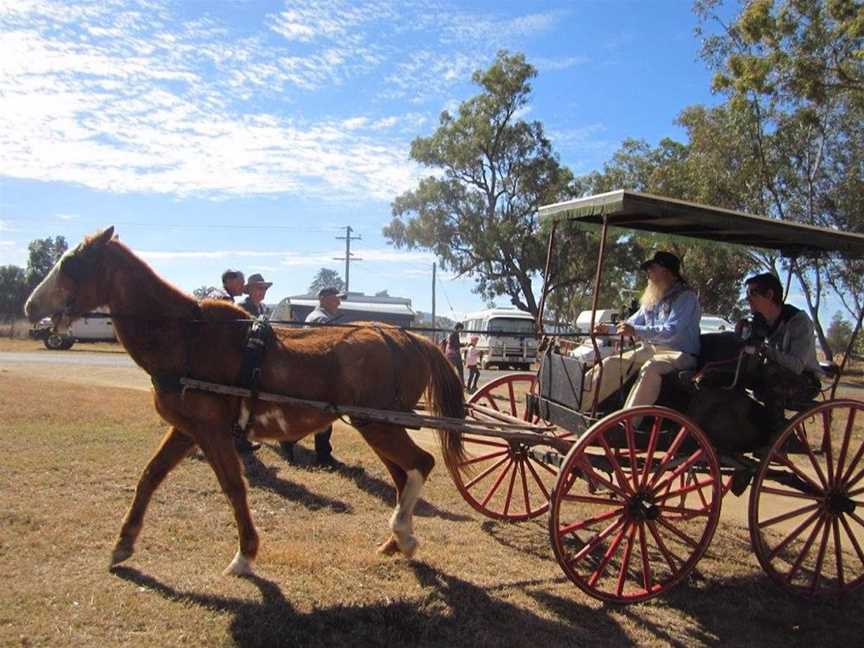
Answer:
29;310;117;350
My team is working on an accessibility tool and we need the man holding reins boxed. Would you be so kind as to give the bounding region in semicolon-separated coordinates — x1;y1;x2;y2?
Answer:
582;251;702;412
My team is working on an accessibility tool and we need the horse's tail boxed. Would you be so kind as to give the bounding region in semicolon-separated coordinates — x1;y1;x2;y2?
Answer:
419;336;467;472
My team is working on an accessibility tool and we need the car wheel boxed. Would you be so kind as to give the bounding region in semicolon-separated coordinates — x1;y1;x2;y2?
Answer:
44;334;71;350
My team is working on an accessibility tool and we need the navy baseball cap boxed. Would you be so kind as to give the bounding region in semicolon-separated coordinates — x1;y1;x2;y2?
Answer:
640;251;681;275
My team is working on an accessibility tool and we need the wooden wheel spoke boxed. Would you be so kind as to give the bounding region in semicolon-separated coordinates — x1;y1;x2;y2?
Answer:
531;454;559;476
638;523;652;592
821;411;835;486
655;515;700;549
839;514;864;566
758;502;821;529
840;426;864;484
624;420;639;492
650;449;706;496
757;486;822;501
560;493;624;507
639;417;661;488
506;380;517;417
657;504;710;519
653;477;716;504
502;456;519;516
835;407;856;483
588;522;631;587
559;507;624;535
459;449;509;468
785;515;827;584
483;395;501;412
808;517;832;594
772;452;826;496
480;459;513;508
647;426;690;489
794;423;830;489
519;459;531;514
570;517;627;564
832;517;845;589
848;511;864;531
464;454;511;489
599;436;637;496
646;520;684;574
524;458;551;500
579;459;630;499
846;467;864;490
616;524;638;596
766;509;822;562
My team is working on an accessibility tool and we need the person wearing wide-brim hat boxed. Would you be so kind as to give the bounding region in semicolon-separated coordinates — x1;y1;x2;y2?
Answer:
240;273;273;319
582;250;702;415
280;285;346;467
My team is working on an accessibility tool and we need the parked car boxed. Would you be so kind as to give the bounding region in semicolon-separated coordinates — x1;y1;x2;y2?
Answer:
700;315;734;334
29;309;117;350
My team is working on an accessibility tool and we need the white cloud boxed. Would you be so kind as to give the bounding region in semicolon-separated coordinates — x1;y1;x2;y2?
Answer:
534;55;590;71
0;240;15;247
56;213;79;221
0;0;568;200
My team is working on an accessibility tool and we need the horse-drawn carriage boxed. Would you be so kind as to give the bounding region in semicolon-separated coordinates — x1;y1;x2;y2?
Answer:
451;190;864;603
23;190;864;605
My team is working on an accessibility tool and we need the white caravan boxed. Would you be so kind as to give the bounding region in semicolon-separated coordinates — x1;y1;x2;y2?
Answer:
460;308;538;370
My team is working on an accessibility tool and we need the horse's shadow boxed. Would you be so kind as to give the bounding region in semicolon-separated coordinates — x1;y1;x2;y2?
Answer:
110;560;628;647
249;444;472;523
238;449;352;513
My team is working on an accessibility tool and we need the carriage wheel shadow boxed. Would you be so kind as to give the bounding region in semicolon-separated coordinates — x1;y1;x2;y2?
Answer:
110;561;630;647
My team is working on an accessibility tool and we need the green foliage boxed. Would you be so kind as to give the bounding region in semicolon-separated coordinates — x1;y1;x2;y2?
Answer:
385;51;577;316
308;268;345;295
0;265;29;322
25;236;67;289
193;286;219;300
826;310;855;353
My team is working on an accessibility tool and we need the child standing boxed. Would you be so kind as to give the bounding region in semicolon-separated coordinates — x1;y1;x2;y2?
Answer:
464;336;482;393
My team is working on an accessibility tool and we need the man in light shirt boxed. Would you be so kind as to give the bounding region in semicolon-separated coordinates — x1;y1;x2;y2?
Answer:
582;251;702;412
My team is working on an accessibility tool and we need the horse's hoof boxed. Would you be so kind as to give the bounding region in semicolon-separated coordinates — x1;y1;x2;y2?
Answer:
396;535;419;559
223;550;255;576
376;537;400;556
110;543;134;567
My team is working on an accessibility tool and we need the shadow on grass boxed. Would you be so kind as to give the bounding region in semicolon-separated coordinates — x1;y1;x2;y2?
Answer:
624;572;864;648
111;561;629;648
239;450;353;513
254;444;472;523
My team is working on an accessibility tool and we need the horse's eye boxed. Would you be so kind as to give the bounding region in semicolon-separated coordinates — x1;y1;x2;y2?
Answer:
62;255;87;281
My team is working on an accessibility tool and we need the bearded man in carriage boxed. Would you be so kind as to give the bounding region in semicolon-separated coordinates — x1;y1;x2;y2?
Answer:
581;250;702;415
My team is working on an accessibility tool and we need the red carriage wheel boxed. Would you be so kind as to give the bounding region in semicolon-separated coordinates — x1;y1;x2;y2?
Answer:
749;400;864;598
449;373;573;521
548;406;722;603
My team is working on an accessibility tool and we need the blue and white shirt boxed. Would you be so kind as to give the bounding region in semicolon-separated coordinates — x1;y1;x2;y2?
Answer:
627;282;701;355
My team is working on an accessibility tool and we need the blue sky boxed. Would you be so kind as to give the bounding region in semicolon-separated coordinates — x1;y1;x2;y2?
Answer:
1;0;730;319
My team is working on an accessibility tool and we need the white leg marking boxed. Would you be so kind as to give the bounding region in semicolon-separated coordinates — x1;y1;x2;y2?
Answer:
223;549;255;576
237;402;250;430
390;469;424;557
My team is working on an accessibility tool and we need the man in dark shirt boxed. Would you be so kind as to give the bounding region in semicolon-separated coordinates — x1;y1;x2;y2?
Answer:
280;286;344;467
208;269;245;301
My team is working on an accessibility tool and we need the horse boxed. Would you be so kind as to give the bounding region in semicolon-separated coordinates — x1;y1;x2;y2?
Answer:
24;227;466;576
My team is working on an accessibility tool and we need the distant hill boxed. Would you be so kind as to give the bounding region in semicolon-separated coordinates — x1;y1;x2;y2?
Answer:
414;311;455;330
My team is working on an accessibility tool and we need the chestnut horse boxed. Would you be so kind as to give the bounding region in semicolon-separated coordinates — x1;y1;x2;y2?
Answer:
24;227;465;576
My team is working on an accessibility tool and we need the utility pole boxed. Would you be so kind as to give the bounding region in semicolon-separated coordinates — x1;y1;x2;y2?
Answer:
431;262;437;343
333;226;362;293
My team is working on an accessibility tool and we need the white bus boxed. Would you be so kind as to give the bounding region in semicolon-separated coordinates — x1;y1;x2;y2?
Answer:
460;308;538;370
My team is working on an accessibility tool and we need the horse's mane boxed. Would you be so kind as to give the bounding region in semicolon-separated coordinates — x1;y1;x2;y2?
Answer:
104;237;247;320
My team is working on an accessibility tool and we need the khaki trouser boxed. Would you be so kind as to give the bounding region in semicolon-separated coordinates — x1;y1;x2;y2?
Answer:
581;344;698;411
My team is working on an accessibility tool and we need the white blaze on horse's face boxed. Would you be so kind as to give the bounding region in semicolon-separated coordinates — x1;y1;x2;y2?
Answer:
24;245;79;322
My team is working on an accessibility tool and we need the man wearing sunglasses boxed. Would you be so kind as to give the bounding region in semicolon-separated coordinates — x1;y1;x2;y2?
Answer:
742;273;822;423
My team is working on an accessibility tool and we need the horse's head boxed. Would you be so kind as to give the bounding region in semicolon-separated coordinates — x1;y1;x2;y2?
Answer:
24;226;116;327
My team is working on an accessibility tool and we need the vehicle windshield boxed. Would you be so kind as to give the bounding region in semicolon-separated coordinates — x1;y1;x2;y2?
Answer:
487;317;535;334
701;316;732;331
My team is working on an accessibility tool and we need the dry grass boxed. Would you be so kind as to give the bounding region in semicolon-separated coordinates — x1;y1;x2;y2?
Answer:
1;375;863;648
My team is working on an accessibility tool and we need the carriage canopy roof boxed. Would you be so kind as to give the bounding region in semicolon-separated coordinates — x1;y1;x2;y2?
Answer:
538;190;864;256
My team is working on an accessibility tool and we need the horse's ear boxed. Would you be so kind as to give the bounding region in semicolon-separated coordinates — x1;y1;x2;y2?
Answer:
93;226;115;247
